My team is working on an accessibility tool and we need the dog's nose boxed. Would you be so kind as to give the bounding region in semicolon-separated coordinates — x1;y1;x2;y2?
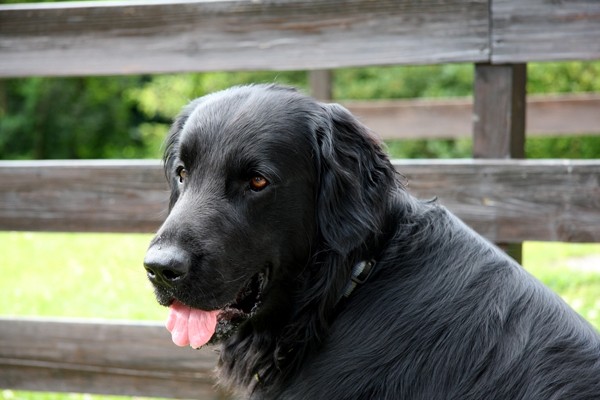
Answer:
144;245;190;288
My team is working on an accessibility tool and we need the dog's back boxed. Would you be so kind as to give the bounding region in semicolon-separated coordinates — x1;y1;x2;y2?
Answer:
274;200;600;399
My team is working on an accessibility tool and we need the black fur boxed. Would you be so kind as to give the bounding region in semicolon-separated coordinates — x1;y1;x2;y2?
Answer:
145;84;600;399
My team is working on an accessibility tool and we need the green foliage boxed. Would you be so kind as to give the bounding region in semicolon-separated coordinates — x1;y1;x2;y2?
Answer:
334;64;474;100
385;135;600;160
386;138;472;159
333;61;600;100
129;71;307;121
0;76;149;159
1;61;599;160
378;61;600;159
122;71;307;158
0;71;307;160
526;135;600;159
528;62;600;93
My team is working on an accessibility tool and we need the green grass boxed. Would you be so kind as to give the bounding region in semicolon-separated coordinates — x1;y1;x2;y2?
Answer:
0;392;151;400
0;232;165;400
523;241;600;328
1;233;599;400
0;232;163;320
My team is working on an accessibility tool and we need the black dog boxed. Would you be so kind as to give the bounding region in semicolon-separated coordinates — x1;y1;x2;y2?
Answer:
144;84;600;399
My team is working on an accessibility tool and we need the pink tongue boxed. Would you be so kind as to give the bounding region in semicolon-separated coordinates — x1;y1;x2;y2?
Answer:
166;301;219;348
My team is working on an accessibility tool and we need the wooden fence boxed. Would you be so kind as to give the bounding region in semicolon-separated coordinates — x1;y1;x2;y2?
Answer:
1;0;599;398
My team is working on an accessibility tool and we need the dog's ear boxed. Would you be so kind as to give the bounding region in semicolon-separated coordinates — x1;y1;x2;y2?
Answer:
316;103;396;254
163;98;203;209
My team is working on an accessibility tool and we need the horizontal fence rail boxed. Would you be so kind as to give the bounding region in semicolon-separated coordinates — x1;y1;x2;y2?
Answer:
0;0;490;77
1;0;600;77
344;93;600;140
0;317;223;399
1;159;599;243
1;1;599;399
0;160;167;233
399;159;600;243
491;0;600;63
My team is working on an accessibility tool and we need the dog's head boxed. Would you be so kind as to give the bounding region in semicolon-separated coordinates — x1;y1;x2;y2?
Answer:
143;84;395;348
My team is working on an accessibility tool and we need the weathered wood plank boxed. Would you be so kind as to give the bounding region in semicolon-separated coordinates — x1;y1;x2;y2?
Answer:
525;93;600;137
398;160;600;244
0;160;167;233
0;0;489;77
1;160;599;243
0;317;226;399
345;98;475;140
492;0;600;63
472;63;526;262
344;93;600;140
472;63;526;158
309;70;333;101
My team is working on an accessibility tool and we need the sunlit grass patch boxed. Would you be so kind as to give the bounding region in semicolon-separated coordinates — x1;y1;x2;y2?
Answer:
0;232;163;320
1;390;163;400
523;241;600;329
0;234;598;400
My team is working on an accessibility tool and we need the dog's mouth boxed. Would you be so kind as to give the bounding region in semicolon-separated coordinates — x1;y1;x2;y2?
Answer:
165;269;269;348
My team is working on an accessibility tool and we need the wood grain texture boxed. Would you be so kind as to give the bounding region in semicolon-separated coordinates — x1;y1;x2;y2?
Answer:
525;93;600;137
472;63;526;261
492;0;600;62
2;0;599;77
396;160;600;243
0;317;227;399
344;93;600;140
309;70;333;101
1;159;599;243
472;63;526;158
0;160;168;233
0;0;489;77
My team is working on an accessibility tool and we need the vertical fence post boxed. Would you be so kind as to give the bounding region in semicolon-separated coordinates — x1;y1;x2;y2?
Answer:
309;70;333;101
472;63;527;263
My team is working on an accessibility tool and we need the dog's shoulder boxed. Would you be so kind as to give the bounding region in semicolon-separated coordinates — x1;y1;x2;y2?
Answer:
275;204;600;399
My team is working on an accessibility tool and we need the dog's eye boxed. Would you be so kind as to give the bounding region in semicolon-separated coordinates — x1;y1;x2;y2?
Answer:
176;166;187;184
249;176;269;192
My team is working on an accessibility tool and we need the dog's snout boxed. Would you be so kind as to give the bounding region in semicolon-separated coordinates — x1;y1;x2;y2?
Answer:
144;245;191;287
